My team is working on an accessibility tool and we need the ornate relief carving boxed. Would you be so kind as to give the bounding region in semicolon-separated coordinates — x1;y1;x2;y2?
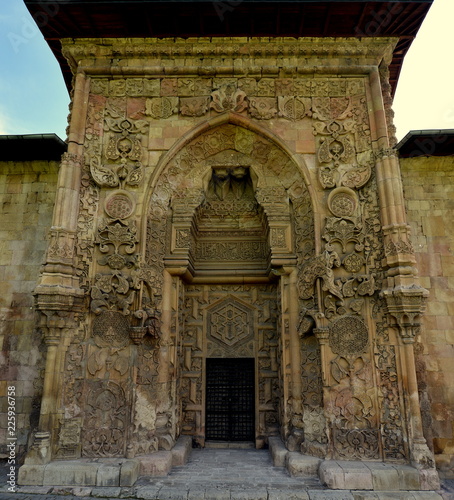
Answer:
82;380;128;457
210;84;248;113
90;272;138;315
312;94;373;190
145;97;178;118
195;241;268;261
384;238;414;257
207;297;254;348
328;187;358;218
278;96;312;120
376;344;407;460
87;346;129;378
298;251;342;300
329;316;369;357
300;335;327;457
92;311;130;348
55;418;82;459
96;219;138;270
333;428;380;460
104;191;136;220
47;229;76;261
270;228;286;248
90;116;146;189
180;97;209;117
248;97;277;120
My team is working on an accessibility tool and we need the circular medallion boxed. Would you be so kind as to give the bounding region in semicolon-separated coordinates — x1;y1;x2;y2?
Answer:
328;187;357;217
104;191;135;219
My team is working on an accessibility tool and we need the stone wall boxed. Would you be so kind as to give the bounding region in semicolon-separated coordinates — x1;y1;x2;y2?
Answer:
0;160;59;456
401;155;454;477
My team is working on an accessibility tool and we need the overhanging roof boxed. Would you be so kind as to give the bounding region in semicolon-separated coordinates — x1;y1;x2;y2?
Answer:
0;134;66;161
24;0;433;94
397;130;454;158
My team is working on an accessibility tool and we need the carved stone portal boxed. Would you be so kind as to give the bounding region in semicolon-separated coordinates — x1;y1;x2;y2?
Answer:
23;37;438;489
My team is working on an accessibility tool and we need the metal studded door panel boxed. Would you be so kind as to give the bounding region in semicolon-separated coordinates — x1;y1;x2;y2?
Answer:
206;358;255;441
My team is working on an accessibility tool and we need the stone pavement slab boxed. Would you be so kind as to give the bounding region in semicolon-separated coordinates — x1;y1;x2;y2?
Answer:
1;450;450;500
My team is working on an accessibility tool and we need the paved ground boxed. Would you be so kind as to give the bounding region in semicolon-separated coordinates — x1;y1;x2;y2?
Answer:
1;448;453;500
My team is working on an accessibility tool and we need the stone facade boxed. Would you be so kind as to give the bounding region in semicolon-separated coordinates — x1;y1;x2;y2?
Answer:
0;159;60;456
401;154;454;478
0;36;443;488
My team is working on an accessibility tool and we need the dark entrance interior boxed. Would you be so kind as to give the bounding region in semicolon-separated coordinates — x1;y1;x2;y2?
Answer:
205;358;255;442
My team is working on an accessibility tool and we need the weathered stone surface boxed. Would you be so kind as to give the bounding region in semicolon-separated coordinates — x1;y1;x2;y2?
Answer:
307;490;354;500
401;155;454;479
17;465;45;486
230;488;268;500
320;462;345;490
72;486;93;497
286;453;321;477
268;490;310;500
2;34;449;491
96;463;120;487
43;461;97;486
138;451;172;476
172;435;193;466
204;488;231;500
120;460;140;487
91;487;122;498
269;437;288;467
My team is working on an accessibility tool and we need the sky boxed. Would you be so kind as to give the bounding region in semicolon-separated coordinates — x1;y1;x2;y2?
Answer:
0;0;453;142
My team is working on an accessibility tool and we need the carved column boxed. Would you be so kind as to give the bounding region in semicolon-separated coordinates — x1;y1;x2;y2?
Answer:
284;268;304;450
384;291;439;476
37;69;89;290
369;66;436;469
24;312;74;465
28;70;89;463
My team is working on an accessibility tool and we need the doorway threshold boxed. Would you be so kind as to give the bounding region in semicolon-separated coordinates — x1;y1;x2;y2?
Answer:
205;441;255;449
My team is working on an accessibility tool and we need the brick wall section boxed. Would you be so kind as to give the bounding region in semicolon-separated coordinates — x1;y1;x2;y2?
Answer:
401;155;454;477
0;160;59;456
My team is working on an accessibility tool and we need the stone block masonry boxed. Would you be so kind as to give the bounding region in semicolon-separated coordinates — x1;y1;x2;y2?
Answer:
401;155;454;478
0;160;59;457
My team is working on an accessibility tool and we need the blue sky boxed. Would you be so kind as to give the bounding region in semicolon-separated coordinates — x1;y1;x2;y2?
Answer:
1;0;453;141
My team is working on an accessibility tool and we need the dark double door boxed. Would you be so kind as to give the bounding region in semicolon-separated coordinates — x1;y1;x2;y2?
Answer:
205;358;255;442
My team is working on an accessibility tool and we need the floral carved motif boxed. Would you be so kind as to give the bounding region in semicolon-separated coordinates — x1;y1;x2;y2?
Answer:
145;97;178;118
312;96;373;190
180;97;209;117
96;219;138;270
82;381;128;457
90;116;146;189
104;191;135;220
210;85;248;113
278;96;312;120
90;272;138;315
376;344;407;460
248;98;277;120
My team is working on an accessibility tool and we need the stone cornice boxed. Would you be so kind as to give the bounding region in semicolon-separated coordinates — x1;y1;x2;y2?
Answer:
62;37;398;76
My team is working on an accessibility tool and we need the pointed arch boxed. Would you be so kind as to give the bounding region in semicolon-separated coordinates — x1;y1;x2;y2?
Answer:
143;112;318;218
